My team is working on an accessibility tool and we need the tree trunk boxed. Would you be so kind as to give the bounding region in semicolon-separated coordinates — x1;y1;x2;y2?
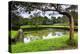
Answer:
69;15;74;45
69;15;74;40
58;11;75;45
16;29;24;42
57;11;74;42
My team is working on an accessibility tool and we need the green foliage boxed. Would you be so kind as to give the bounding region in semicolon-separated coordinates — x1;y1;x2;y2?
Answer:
11;30;18;38
51;17;57;23
70;11;78;25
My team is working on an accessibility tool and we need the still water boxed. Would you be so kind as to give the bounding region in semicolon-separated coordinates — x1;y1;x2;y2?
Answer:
23;28;68;43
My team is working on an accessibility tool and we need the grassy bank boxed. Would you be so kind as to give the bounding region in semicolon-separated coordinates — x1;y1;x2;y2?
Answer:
11;32;78;53
20;25;78;30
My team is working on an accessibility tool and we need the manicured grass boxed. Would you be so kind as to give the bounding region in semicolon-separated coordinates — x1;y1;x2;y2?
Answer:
20;25;78;29
20;25;69;28
11;33;78;53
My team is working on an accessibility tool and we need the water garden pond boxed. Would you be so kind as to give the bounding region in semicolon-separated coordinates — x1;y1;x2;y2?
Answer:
23;28;68;43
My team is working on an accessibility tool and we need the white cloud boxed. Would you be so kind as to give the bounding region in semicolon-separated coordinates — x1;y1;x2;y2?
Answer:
19;9;63;19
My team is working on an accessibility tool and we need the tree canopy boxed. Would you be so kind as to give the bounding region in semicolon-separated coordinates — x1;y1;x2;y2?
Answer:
9;1;78;29
9;1;77;18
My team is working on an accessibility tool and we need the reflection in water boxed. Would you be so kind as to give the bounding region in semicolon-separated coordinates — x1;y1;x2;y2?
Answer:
42;32;63;39
55;32;63;36
24;29;64;43
24;38;30;43
43;32;53;39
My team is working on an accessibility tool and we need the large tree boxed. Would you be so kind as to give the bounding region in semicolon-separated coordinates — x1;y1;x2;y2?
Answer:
9;1;78;45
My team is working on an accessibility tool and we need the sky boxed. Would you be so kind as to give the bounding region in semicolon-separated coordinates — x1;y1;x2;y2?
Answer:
15;4;71;19
19;9;63;19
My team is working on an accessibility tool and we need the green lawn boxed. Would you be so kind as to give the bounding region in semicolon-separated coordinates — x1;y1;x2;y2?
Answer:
20;25;78;29
11;32;78;53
